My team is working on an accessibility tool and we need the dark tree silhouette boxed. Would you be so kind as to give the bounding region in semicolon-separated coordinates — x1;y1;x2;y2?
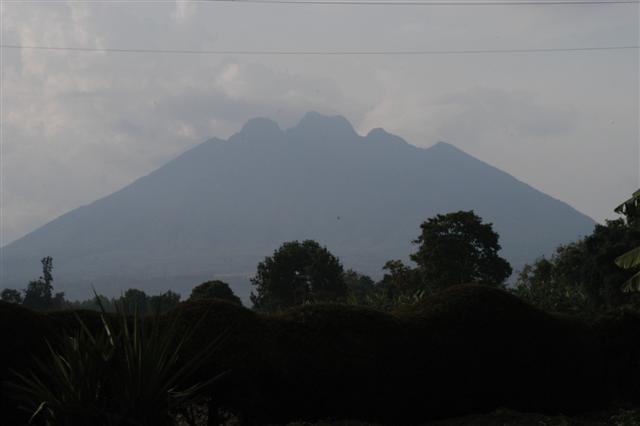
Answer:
1;288;23;304
250;240;347;312
189;280;241;305
119;288;148;314
515;218;640;310
23;256;64;310
149;290;181;313
411;210;512;289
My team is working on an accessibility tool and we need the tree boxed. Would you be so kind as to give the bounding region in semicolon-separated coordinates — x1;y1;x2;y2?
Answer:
23;256;64;310
119;289;149;314
250;240;347;312
189;280;241;305
1;288;23;304
410;211;512;290
377;259;422;299
512;257;588;313
149;290;181;313
512;219;640;311
343;269;375;304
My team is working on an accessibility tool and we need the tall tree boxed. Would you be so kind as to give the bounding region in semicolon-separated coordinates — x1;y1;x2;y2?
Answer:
250;240;346;312
411;210;512;290
23;256;63;310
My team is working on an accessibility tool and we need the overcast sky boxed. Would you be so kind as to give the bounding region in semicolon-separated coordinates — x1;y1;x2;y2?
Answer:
1;0;638;246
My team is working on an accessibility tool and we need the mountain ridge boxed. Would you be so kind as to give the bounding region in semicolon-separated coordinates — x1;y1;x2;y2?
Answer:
1;112;595;301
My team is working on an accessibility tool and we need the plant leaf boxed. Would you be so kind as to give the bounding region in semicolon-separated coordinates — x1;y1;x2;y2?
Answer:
622;270;640;292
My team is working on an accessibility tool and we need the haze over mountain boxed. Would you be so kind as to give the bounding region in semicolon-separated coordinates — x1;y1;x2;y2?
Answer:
0;112;595;301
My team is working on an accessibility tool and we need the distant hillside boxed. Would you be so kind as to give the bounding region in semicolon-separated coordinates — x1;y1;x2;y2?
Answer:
0;112;595;301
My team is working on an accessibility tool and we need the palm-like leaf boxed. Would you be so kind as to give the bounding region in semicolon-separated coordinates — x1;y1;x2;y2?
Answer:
622;271;640;293
8;298;225;426
616;247;640;293
616;246;640;269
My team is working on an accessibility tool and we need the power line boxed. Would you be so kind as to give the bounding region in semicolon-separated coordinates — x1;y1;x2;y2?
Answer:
7;0;639;4
1;44;638;55
211;0;640;5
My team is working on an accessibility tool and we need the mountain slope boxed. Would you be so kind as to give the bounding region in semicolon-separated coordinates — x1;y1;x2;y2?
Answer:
1;112;595;301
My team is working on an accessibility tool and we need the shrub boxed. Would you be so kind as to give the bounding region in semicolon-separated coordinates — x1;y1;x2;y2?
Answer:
189;280;241;305
7;301;222;426
0;301;52;425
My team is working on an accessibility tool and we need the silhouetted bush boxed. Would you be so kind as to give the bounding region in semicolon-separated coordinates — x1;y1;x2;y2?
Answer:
160;299;270;420
3;285;638;425
592;307;640;405
0;301;52;424
189;280;242;305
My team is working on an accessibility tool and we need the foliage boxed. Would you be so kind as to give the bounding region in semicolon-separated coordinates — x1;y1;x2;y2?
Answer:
512;258;589;314
250;240;347;312
149;290;181;314
2;285;627;424
342;269;375;305
118;288;148;314
611;409;640;426
22;256;67;311
189;280;241;305
378;259;423;298
1;288;23;304
614;188;640;291
410;210;512;290
345;286;428;312
513;219;640;311
8;298;223;426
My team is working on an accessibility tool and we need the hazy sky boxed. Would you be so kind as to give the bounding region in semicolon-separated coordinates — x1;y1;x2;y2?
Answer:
1;0;639;246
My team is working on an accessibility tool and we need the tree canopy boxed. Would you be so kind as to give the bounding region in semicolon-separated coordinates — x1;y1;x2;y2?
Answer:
250;240;347;312
189;280;242;305
411;210;512;289
22;256;66;310
514;218;640;311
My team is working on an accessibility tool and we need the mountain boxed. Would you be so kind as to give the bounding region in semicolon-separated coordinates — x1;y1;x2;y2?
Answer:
0;112;595;302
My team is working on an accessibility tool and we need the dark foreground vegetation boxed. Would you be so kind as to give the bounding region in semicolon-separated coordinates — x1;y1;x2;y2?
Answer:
2;284;640;425
1;191;639;425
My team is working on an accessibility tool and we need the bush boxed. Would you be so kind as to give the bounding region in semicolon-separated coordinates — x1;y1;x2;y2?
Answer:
3;286;633;425
0;302;52;424
189;281;242;305
7;302;222;426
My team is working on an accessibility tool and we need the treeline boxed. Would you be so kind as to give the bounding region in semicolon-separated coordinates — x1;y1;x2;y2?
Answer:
3;193;640;316
513;190;640;314
0;266;242;315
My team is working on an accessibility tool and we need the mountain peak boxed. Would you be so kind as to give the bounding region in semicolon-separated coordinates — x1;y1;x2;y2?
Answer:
1;115;596;301
365;128;412;148
291;111;357;141
238;117;283;142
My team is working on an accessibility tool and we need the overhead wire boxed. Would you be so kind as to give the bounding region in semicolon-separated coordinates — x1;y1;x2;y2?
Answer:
209;0;640;5
7;0;640;4
1;44;638;55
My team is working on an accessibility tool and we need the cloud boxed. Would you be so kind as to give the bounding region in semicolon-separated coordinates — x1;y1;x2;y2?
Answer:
1;6;357;244
434;87;578;144
1;1;637;245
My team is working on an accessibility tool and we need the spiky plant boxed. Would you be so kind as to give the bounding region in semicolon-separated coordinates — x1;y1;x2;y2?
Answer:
9;299;224;426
